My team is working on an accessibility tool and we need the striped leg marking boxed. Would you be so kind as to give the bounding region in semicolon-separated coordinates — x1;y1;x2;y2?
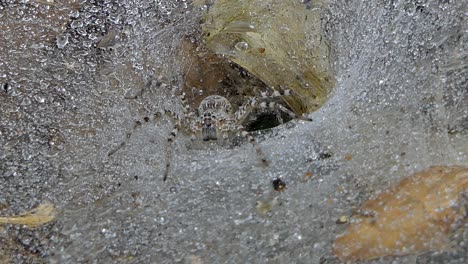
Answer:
163;124;180;181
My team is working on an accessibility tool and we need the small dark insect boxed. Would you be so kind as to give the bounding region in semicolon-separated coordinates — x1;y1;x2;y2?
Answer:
318;151;333;160
272;178;287;192
2;82;10;93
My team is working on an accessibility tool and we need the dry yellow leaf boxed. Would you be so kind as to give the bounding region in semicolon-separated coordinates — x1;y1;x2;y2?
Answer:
333;166;468;262
0;202;57;228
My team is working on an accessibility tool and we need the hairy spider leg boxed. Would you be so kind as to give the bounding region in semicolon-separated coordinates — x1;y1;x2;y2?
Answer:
163;92;200;181
257;87;292;125
218;112;270;166
240;125;270;167
107;89;190;156
258;86;312;121
108;80;175;157
107;114;158;157
163;111;202;181
218;118;230;141
106;89;196;182
163;119;180;181
226;88;312;167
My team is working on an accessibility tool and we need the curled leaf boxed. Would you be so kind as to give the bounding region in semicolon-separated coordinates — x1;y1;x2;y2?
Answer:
0;202;57;228
200;0;335;115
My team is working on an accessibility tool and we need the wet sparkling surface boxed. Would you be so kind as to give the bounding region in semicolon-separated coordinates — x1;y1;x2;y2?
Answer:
0;1;467;263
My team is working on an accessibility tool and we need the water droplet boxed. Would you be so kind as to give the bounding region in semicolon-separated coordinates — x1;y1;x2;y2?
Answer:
21;97;31;106
56;35;69;49
70;20;83;29
224;21;255;33
34;95;46;103
234;41;249;51
70;10;79;18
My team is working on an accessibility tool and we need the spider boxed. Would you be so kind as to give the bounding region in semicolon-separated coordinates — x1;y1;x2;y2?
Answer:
108;41;313;181
108;83;311;181
163;85;312;181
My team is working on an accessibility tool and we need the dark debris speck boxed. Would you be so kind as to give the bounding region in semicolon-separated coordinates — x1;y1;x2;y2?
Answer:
272;178;286;192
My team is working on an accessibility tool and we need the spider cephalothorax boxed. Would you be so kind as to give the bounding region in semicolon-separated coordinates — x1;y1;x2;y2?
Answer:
198;95;232;141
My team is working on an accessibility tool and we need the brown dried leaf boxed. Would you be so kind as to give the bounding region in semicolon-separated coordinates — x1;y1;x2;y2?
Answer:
333;166;468;262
